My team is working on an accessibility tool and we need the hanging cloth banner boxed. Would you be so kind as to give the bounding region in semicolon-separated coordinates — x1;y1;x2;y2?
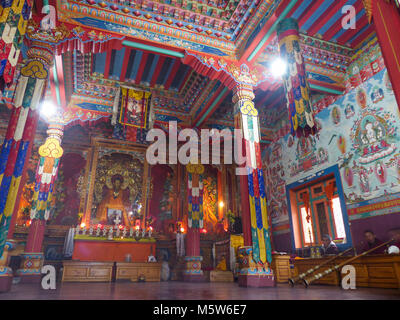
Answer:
112;87;151;142
240;100;272;265
187;163;204;229
277;18;317;138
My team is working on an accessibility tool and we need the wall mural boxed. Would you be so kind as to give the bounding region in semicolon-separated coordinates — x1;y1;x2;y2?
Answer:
263;143;288;225
263;67;399;226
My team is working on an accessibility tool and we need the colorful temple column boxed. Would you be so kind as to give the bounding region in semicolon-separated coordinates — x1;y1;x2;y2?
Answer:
183;162;204;282
0;0;32;91
0;41;54;259
232;84;274;287
365;0;400;109
277;18;316;138
17;123;64;282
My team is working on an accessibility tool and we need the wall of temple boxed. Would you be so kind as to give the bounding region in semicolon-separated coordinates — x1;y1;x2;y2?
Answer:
263;37;400;253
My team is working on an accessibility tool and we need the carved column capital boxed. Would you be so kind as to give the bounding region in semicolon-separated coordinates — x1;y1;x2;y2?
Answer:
232;84;255;104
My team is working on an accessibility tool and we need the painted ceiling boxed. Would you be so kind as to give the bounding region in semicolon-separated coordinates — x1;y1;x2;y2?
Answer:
0;0;377;144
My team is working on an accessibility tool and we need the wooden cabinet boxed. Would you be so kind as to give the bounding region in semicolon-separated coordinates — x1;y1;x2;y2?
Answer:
62;261;113;282
116;262;161;282
271;254;291;283
210;271;234;282
293;254;400;288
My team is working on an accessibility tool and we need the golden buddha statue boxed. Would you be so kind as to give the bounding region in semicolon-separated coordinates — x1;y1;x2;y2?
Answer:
96;175;131;226
216;255;227;271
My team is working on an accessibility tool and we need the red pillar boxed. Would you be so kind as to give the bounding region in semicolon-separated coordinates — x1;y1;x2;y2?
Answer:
372;0;400;109
24;220;47;253
183;163;204;282
17;123;64;283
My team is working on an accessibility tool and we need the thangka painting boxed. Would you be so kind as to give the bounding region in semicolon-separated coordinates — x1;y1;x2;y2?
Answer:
119;88;151;129
112;87;152;142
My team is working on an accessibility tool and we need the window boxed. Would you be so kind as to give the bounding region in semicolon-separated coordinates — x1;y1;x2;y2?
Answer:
291;177;348;248
300;206;314;244
331;196;346;240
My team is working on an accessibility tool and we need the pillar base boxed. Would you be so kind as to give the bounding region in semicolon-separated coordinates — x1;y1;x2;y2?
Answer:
18;273;42;284
16;253;43;283
183;256;205;282
238;274;275;288
0;267;13;292
237;246;275;288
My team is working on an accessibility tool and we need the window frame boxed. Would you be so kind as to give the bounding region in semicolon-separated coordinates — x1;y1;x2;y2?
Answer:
286;165;352;251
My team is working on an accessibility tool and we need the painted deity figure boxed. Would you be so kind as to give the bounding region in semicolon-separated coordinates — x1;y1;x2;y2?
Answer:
96;175;131;226
331;106;341;124
359;167;370;193
371;87;384;104
365;120;377;144
345;104;355;119
296;136;314;160
375;161;387;184
126;98;142;125
360;119;391;157
202;176;218;232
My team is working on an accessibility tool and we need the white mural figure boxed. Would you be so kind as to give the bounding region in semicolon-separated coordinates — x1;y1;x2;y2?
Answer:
365;120;377;145
359;167;370;194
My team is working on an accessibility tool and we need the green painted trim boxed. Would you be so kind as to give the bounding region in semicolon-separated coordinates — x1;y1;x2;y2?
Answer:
52;63;61;107
247;0;299;62
122;40;185;58
309;83;343;95
195;87;228;127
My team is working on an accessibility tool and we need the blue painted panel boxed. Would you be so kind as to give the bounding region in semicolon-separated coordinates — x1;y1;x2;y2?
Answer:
292;0;313;20
112;47;125;79
129;50;143;80
301;0;334;31
144;54;159;84
94;52;107;74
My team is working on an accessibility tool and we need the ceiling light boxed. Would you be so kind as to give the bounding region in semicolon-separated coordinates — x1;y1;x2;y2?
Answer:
40;100;57;119
270;57;287;78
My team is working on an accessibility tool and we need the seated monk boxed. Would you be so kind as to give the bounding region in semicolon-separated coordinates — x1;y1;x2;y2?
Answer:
321;234;339;255
362;230;386;254
388;228;400;253
216;255;227;271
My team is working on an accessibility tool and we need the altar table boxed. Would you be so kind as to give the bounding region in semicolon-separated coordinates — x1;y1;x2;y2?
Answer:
293;254;400;288
72;238;156;263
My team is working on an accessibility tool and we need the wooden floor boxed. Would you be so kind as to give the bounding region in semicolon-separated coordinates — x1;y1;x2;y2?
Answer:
0;282;399;300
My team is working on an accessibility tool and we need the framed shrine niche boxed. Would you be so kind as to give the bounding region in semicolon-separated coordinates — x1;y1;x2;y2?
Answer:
81;138;149;228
